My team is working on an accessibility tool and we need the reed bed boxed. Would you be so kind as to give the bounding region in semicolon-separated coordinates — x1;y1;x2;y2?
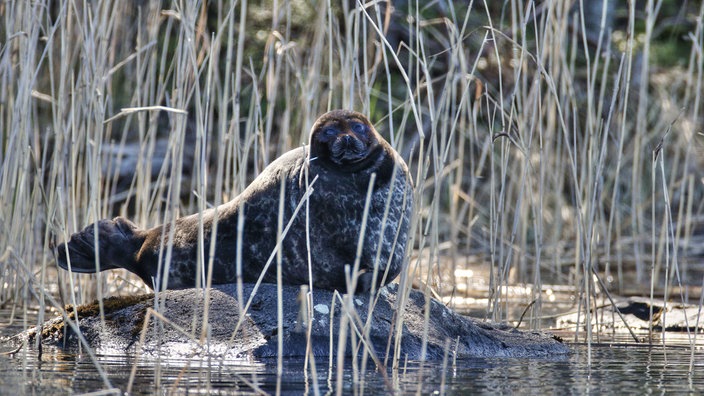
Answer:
1;0;704;392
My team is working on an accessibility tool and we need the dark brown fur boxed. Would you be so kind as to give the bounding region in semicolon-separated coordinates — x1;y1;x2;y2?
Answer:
56;110;413;292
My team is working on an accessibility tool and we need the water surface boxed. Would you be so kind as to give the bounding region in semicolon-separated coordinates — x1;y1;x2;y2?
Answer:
1;340;702;394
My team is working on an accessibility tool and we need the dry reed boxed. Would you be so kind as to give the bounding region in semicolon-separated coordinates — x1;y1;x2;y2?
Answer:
1;0;704;392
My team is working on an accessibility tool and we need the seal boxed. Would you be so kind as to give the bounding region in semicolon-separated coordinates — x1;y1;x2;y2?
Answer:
56;110;414;292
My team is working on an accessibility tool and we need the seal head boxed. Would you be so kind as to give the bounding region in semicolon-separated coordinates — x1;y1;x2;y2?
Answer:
309;110;381;168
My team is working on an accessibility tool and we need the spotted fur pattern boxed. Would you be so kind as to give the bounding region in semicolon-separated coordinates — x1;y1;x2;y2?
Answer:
56;110;414;292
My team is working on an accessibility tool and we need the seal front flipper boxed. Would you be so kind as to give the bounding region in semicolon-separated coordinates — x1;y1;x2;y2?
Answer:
56;217;147;281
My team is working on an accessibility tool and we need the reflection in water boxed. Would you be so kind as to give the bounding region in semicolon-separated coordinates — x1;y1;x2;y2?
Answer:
1;342;703;394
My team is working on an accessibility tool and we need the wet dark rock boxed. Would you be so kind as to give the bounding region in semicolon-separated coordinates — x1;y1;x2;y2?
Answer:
16;284;568;360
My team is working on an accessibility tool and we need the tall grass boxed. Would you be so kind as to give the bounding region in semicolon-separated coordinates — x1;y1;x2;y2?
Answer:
1;0;704;390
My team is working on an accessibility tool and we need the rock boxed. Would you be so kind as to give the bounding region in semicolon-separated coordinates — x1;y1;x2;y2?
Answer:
557;296;704;333
14;284;568;360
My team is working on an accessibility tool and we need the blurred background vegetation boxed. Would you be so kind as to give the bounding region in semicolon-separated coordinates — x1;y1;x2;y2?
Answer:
1;0;703;328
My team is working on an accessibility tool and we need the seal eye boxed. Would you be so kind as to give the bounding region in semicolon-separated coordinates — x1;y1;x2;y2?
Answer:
351;122;366;134
323;127;338;137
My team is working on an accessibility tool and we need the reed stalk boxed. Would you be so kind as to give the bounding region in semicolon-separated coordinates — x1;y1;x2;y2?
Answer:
1;1;703;393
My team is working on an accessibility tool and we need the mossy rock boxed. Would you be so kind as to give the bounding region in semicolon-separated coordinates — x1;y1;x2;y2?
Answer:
13;284;569;360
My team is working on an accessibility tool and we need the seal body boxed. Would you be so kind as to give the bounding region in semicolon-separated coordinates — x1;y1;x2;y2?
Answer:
56;110;413;292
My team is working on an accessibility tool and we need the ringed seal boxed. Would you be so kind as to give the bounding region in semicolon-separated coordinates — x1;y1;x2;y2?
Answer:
56;110;414;292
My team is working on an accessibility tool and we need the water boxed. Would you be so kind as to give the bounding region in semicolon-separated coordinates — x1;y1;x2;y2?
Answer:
2;341;703;394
